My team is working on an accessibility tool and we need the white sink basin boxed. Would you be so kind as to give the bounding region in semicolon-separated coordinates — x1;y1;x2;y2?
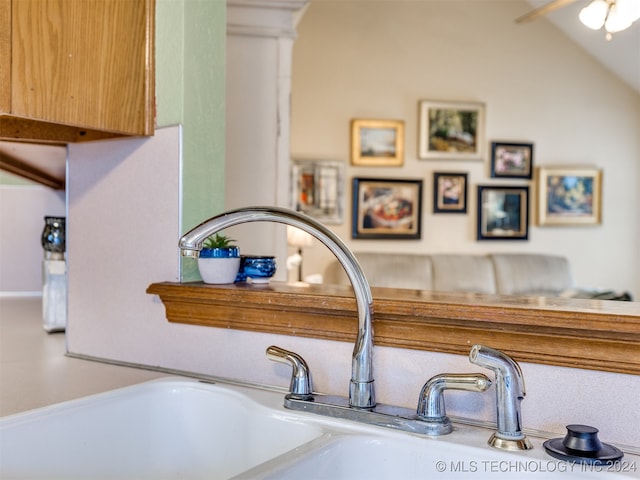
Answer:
247;432;639;479
1;377;638;480
0;379;322;479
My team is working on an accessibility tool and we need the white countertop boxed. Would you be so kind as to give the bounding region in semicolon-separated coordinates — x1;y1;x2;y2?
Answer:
0;297;166;417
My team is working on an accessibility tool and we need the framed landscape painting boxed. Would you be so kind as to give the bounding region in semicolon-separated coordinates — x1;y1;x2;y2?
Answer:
351;119;404;166
418;100;485;160
352;177;422;239
537;166;602;226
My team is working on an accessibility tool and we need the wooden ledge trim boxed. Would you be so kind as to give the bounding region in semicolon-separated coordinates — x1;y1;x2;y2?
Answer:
147;281;640;375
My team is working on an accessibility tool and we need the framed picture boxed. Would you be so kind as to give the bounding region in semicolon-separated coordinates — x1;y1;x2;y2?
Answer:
351;119;404;166
477;185;529;240
490;142;534;179
352;177;422;239
536;166;602;226
291;159;344;224
433;172;468;214
418;100;485;160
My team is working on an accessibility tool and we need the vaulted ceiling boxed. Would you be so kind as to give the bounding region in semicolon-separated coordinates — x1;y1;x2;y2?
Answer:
522;0;640;94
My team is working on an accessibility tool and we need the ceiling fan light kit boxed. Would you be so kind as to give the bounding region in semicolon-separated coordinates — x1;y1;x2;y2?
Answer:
518;0;640;39
579;0;640;34
579;0;610;29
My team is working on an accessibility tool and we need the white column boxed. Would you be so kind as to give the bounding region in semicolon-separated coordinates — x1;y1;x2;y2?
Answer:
225;0;308;275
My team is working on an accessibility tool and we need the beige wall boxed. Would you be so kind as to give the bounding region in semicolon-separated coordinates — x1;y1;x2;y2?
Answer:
291;0;640;299
0;185;65;293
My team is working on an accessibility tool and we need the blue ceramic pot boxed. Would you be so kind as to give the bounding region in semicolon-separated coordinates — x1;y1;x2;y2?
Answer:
239;255;277;284
198;247;241;284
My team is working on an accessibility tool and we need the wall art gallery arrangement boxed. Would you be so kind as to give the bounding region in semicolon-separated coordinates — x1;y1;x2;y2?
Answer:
291;99;602;241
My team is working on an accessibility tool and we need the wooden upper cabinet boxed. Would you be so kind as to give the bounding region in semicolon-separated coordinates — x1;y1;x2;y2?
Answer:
0;0;155;143
0;0;10;115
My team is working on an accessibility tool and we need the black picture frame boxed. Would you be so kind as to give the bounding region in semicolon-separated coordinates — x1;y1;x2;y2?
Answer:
433;172;468;214
477;185;529;240
352;177;422;239
490;142;534;179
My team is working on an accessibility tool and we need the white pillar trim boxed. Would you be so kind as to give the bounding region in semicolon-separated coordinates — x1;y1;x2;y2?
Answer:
227;0;309;39
225;0;309;279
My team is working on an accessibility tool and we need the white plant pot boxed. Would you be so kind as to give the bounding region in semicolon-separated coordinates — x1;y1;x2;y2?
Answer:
198;257;241;284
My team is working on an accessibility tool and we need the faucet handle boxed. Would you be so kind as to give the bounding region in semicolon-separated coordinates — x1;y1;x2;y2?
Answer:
416;373;492;435
266;345;313;400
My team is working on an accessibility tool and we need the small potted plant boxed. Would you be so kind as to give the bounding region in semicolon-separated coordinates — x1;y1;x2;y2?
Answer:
197;233;241;284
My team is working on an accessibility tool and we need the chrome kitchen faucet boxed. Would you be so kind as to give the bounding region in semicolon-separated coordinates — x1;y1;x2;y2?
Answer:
179;206;375;409
180;207;527;444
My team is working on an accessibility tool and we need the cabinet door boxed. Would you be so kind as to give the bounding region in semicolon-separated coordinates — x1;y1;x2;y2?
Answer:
10;0;154;136
0;0;10;113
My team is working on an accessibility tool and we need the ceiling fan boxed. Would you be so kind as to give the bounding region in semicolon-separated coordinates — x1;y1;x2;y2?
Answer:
516;0;640;39
515;0;579;24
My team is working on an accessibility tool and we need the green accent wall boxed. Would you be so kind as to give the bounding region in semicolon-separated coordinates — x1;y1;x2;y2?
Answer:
156;0;226;281
155;0;184;127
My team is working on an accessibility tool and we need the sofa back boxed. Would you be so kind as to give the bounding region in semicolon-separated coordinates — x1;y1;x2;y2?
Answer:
324;253;433;290
490;253;573;296
430;254;496;294
324;252;574;296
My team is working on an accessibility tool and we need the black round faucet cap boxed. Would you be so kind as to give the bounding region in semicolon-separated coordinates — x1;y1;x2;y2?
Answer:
543;424;624;465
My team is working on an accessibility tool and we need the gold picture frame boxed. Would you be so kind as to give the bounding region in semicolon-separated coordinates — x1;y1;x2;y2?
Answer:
537;166;602;226
351;119;404;166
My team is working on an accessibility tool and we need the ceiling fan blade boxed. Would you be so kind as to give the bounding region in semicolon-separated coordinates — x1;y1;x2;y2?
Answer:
515;0;580;23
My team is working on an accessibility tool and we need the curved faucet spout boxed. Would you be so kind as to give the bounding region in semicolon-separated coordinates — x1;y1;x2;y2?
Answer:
179;206;376;409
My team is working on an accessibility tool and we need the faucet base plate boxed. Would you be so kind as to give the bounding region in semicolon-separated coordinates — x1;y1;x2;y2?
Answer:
488;433;533;451
284;394;453;437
